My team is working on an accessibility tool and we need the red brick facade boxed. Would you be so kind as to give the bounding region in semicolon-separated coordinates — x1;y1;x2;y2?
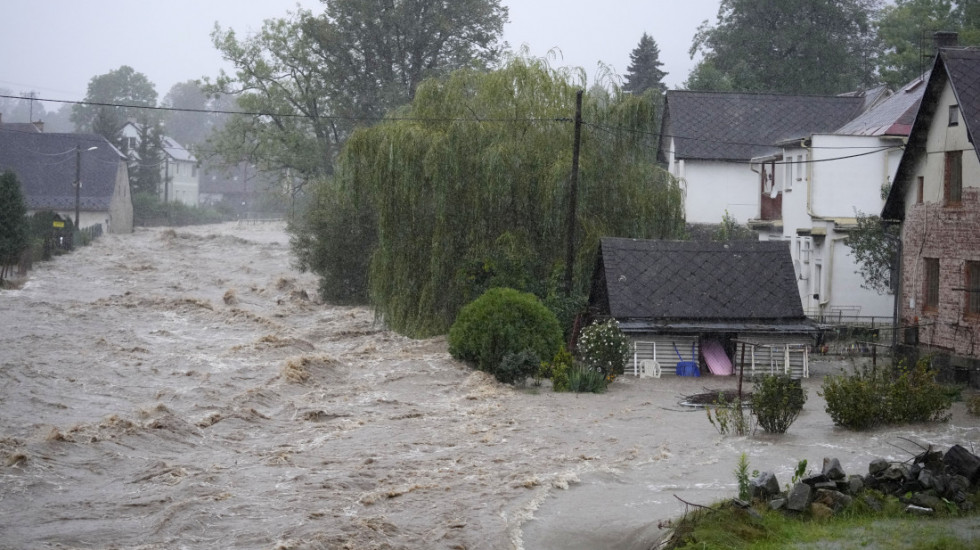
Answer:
900;187;980;359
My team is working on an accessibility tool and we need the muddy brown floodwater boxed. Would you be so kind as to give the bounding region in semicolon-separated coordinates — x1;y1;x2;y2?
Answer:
1;223;978;550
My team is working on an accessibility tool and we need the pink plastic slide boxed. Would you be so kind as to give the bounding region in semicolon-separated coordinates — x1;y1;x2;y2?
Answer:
701;340;734;375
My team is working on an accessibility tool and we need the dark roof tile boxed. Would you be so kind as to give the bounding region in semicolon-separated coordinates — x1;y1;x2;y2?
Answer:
593;237;804;321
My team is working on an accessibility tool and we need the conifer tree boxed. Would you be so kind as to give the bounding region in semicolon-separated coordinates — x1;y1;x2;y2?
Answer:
0;171;29;285
624;32;667;94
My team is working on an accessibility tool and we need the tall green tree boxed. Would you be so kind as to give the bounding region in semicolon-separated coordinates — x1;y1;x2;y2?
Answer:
0;171;29;285
71;66;159;140
876;0;980;89
687;0;881;94
292;56;685;337
125;121;165;196
845;212;900;294
623;32;668;95
206;0;508;193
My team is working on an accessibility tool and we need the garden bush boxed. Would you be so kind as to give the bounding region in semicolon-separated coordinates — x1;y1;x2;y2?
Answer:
448;287;563;383
706;393;754;436
547;347;573;392
576;318;631;376
497;349;540;386
751;375;807;434
821;358;952;430
565;364;608;393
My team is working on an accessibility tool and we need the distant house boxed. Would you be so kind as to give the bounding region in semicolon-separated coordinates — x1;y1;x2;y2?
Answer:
587;238;816;378
120;121;199;206
0;131;132;233
882;46;980;384
755;77;926;320
658;90;867;225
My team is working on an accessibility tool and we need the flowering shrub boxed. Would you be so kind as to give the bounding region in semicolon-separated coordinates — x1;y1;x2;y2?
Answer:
577;318;631;376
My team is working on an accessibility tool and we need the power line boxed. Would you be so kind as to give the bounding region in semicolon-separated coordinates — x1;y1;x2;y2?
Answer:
3;92;909;157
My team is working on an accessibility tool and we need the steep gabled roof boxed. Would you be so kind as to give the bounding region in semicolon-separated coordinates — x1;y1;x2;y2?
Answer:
835;75;928;137
658;90;865;162
0;130;125;211
590;237;804;322
883;48;980;220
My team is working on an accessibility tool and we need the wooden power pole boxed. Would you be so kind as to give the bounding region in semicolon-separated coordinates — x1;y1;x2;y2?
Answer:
564;89;584;295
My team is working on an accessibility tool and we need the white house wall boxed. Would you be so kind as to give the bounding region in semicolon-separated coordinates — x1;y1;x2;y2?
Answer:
779;135;897;319
166;159;199;207
678;160;759;224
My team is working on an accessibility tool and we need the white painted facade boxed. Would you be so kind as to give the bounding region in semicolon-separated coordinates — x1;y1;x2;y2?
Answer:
759;134;902;319
662;137;760;224
120;123;199;206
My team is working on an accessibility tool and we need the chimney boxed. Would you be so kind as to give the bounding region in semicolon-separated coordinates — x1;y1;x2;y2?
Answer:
934;31;959;50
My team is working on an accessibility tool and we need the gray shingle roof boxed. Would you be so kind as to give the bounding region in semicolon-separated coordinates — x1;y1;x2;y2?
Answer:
835;75;927;136
0;130;125;211
591;237;804;322
659;91;866;162
883;48;980;220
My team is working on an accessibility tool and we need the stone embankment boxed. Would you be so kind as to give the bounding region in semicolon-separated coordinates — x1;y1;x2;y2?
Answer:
751;444;980;518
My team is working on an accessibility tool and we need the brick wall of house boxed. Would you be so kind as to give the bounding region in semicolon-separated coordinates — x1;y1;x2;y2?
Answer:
899;187;980;361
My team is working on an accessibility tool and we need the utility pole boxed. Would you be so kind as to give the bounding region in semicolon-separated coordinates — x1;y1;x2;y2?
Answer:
163;155;169;203
564;89;584;296
74;145;81;230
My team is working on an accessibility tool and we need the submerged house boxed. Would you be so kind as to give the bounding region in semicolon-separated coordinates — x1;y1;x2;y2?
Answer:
588;238;817;377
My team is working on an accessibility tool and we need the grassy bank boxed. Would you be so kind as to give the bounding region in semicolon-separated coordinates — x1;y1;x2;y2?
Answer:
664;496;980;549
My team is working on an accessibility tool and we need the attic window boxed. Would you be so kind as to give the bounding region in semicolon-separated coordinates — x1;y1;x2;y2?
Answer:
949;105;960;127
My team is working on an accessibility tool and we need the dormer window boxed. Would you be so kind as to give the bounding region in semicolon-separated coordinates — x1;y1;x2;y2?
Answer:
949;104;960;127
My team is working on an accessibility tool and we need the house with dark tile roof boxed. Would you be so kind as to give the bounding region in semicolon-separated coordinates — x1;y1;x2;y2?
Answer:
882;47;980;384
658;90;866;225
588;237;816;378
0;130;133;233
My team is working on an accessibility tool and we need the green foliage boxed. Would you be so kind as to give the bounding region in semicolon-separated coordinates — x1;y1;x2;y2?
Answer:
448;287;563;381
623;32;667;95
289;180;375;305
688;0;880;94
734;453;757;501
298;55;685;336
967;394;980;416
576;318;631;376
751;375;807;434
548;347;574;392
71;65;158;136
565;364;608;394
846;211;900;295
821;358;952;430
132;192;225;227
792;459;809;486
714;210;756;242
0;171;30;284
206;0;507;193
876;0;980;89
706;393;754;436
497;349;541;386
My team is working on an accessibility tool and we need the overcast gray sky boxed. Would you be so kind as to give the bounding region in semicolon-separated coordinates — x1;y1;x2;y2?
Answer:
0;0;718;112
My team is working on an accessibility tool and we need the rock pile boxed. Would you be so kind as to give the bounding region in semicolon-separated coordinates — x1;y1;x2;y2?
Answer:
749;444;980;517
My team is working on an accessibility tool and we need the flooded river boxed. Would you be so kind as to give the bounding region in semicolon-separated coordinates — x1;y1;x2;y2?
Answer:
1;223;977;549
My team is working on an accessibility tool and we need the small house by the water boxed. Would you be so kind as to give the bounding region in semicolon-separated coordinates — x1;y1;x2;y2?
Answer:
587;237;817;378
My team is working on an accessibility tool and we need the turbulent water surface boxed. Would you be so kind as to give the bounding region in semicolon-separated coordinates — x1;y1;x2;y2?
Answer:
1;223;978;550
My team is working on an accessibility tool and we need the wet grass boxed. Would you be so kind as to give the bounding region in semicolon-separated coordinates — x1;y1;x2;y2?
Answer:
666;497;980;550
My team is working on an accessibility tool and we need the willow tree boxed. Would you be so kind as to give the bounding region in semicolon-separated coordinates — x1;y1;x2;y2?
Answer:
295;56;684;337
